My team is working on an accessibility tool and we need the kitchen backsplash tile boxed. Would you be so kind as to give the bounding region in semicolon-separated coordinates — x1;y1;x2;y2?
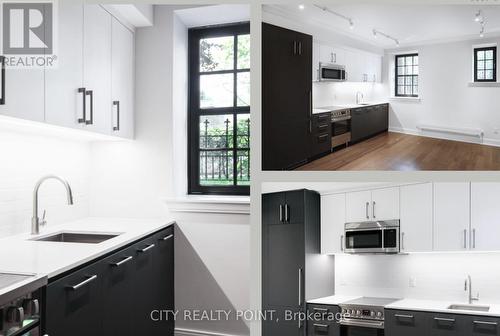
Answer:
313;81;387;107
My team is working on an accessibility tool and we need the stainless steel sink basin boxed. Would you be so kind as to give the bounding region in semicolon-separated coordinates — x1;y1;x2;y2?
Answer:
448;304;490;312
31;232;121;244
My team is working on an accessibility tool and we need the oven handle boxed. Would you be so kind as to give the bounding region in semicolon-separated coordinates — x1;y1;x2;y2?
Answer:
340;318;384;329
331;116;351;122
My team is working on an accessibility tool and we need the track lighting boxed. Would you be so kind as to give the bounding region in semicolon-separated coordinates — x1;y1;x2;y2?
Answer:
475;10;483;22
475;10;486;38
373;29;377;38
314;4;355;31
372;29;400;46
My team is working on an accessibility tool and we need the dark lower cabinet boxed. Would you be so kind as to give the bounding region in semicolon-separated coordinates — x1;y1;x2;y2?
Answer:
385;310;428;336
310;113;332;159
307;304;340;336
350;104;389;144
465;315;500;336
45;225;174;336
430;313;464;336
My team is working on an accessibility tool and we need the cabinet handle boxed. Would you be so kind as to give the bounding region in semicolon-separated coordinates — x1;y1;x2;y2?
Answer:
298;268;303;306
298;41;302;55
279;204;283;223
318;124;329;129
434;317;455;323
138;244;155;253
313;307;329;313
85;90;94;125
293;41;297;55
0;56;5;105
318;134;329;140
110;256;133;267
463;229;467;249
366;202;369;219
160;234;173;241
372;201;376;218
67;274;98;291
395;314;414;319
77;88;86;123
340;235;344;251
113;100;120;131
401;232;405;251
473;229;476;249
334;53;337;63
473;321;498;326
285;204;290;222
314;323;329;329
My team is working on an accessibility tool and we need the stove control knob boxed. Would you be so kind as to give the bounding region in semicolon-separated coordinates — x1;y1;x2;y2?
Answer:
356;310;361;316
6;306;24;324
377;312;383;318
22;299;39;316
370;311;375;317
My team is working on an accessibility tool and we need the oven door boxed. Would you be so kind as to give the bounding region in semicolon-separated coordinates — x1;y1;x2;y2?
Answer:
340;323;385;336
332;117;351;137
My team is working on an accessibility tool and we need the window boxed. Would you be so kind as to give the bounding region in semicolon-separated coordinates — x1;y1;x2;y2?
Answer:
474;46;496;82
395;53;419;97
188;23;250;195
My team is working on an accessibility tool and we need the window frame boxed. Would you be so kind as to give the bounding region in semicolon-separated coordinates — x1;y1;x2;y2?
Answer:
188;22;250;196
394;53;419;98
474;46;497;83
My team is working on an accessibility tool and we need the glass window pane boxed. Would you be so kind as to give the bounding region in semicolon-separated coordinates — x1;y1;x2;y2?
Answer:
200;36;234;72
485;60;494;70
406;65;413;75
485;70;494;80
237;113;250;149
237;34;250;69
413;66;419;75
413;77;418;86
406;56;413;66
477;70;485;80
485;50;493;59
397;57;405;66
405;77;412;85
397;66;405;75
413;86;418;95
397;77;405;86
236;150;250;185
237;72;250;107
200;73;234;108
199;114;234;150
477;60;485;70
405;85;412;95
199;150;234;186
397;86;405;95
477;50;485;60
413;56;418;65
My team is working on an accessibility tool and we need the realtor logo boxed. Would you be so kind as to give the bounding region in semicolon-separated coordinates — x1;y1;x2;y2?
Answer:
3;2;53;54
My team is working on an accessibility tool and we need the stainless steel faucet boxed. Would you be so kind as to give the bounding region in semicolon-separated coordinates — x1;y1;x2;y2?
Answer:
356;91;364;104
32;175;74;235
465;274;480;304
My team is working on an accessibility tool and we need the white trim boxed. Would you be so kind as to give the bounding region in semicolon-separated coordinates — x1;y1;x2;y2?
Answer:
175;328;246;336
388;128;500;148
416;124;483;138
389;96;421;102
468;82;500;87
163;196;250;215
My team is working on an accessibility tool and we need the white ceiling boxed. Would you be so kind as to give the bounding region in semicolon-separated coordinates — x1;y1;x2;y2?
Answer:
266;4;500;48
175;5;250;28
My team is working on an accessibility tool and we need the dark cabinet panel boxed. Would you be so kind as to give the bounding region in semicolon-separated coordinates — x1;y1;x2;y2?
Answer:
429;313;465;336
262;23;312;170
385;309;428;336
350;108;371;143
350;104;389;144
262;192;286;225
45;261;103;336
263;307;303;336
307;304;340;336
285;190;305;224
310;113;332;158
464;315;500;336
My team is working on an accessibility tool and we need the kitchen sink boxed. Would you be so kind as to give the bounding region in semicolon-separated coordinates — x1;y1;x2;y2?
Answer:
357;103;371;105
447;304;490;312
31;232;121;244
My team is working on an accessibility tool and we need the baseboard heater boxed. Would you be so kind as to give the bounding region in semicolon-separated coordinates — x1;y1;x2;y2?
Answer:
417;124;484;139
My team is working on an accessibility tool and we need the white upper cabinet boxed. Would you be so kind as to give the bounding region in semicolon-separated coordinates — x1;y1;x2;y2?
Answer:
364;53;382;83
433;183;470;251
111;18;134;139
345;190;372;222
312;42;320;81
321;193;346;254
45;1;84;129
83;5;112;135
371;187;399;221
471;183;500;251
400;183;433;252
319;44;345;65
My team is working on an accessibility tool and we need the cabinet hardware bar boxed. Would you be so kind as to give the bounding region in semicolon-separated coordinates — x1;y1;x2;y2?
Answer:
434;317;455;323
395;314;414;319
298;268;303;306
473;321;498;326
279;204;283;222
111;256;133;267
138;244;155;253
67;275;98;291
161;234;173;241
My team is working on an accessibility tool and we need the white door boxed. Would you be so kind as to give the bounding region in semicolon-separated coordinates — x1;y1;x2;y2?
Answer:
321;193;346;254
371;187;400;221
111;18;134;139
471;183;500;251
312;41;320;81
345;190;372;222
433;183;470;251
400;183;433;252
83;5;112;135
45;1;84;128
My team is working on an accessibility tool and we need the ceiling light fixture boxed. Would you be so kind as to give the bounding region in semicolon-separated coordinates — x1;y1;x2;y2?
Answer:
475;10;483;22
298;4;305;10
372;29;400;46
314;4;355;30
475;10;486;38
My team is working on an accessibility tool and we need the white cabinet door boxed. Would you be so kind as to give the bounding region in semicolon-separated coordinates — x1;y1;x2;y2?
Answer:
345;190;372;222
400;183;433;252
45;1;84;129
373;55;382;83
111;18;134;139
83;5;112;135
433;183;470;251
319;44;344;65
344;50;363;82
471;183;500;251
312;41;320;81
321;193;346;254
371;187;400;221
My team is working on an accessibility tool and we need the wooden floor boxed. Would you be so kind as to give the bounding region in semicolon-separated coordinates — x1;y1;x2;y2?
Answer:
297;132;500;171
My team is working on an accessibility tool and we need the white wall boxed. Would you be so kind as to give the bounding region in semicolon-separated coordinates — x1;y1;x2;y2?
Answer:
335;253;500;304
0;129;90;237
385;37;500;145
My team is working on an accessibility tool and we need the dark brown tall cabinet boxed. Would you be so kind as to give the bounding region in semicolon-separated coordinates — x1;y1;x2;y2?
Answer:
262;190;335;336
262;23;313;170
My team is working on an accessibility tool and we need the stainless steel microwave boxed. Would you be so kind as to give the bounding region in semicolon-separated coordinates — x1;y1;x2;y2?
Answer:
344;220;400;254
319;62;347;82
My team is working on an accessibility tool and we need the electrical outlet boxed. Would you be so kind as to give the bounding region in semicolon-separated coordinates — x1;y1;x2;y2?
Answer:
409;277;417;288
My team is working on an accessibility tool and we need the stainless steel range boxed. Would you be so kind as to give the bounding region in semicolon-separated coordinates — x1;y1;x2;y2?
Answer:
339;297;400;335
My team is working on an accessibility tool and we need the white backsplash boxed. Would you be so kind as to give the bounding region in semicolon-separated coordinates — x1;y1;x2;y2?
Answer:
0;130;91;238
313;81;387;108
335;253;500;304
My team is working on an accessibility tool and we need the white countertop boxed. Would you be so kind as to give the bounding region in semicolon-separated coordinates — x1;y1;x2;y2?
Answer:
0;217;174;279
313;102;388;114
308;295;361;305
386;299;500;318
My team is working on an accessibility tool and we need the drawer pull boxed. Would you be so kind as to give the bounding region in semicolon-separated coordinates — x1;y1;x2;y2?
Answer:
110;256;133;267
138;244;155;253
313;323;329;328
395;314;414;319
67;275;98;290
161;234;173;241
313;307;329;312
318;124;329;129
474;321;498;326
434;317;455;323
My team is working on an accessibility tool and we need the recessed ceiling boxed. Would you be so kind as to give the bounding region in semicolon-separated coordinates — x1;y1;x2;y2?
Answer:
265;4;500;48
